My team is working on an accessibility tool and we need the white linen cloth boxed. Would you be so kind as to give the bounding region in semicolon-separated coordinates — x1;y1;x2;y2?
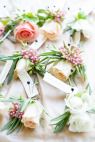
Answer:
0;0;95;142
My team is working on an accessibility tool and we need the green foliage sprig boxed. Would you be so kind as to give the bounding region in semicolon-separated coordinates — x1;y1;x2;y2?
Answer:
0;9;64;44
51;111;70;133
0;96;36;134
40;48;86;84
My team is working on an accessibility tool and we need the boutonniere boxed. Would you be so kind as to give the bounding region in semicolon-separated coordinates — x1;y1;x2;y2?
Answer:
0;96;44;134
0;9;64;47
30;20;63;50
0;49;46;97
64;11;92;46
51;91;95;133
40;45;86;86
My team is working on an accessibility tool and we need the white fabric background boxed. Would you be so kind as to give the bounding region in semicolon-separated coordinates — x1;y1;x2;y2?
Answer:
0;0;95;142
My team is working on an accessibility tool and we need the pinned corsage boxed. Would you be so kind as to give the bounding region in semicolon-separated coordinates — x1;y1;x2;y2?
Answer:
0;49;45;97
65;11;92;45
51;91;95;133
0;9;64;46
0;96;44;134
40;45;86;85
41;21;62;41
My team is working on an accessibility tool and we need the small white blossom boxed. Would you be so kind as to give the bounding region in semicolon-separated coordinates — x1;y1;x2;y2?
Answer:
69;113;94;132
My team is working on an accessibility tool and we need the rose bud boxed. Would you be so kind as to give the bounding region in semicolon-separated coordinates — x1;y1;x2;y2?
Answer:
21;101;44;129
42;21;62;41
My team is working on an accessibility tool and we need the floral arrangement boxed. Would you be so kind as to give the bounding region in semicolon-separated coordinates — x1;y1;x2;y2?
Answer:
64;11;92;46
0;9;64;45
40;45;86;85
0;96;44;134
0;49;45;85
0;44;86;88
51;91;95;133
0;8;94;136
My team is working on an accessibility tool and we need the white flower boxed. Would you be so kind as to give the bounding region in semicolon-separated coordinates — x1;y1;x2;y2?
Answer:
71;19;92;39
21;101;44;128
65;93;88;114
69;113;94;132
42;21;62;41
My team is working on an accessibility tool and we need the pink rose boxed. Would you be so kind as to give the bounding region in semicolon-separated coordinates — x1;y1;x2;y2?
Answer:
0;23;4;36
14;22;39;43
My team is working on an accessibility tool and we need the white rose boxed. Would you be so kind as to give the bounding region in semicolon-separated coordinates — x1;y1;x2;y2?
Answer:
71;19;92;39
42;21;62;41
65;93;87;114
69;113;94;132
21;101;44;128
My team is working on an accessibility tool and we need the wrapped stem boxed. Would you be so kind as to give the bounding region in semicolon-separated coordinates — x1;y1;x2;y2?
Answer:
16;59;38;98
73;31;81;46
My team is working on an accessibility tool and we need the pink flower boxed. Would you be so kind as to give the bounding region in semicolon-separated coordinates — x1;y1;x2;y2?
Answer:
9;103;24;119
54;11;64;23
0;23;4;36
14;22;39;43
60;46;82;65
21;49;39;63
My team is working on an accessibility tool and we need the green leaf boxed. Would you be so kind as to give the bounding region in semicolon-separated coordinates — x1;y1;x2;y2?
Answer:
5;18;21;33
68;64;86;85
0;119;13;131
0;17;11;26
22;12;39;23
0;54;22;61
51;111;70;133
37;9;50;19
16;122;24;133
0;30;12;44
40;50;61;56
40;50;63;65
37;20;45;27
88;109;95;113
78;65;86;81
7;119;21;135
7;59;18;84
85;83;92;95
37;9;54;27
75;11;87;20
35;63;46;76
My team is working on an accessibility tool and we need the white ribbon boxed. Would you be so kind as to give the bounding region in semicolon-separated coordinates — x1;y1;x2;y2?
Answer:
16;59;38;98
73;31;81;46
43;72;78;94
29;31;46;50
0;60;13;86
